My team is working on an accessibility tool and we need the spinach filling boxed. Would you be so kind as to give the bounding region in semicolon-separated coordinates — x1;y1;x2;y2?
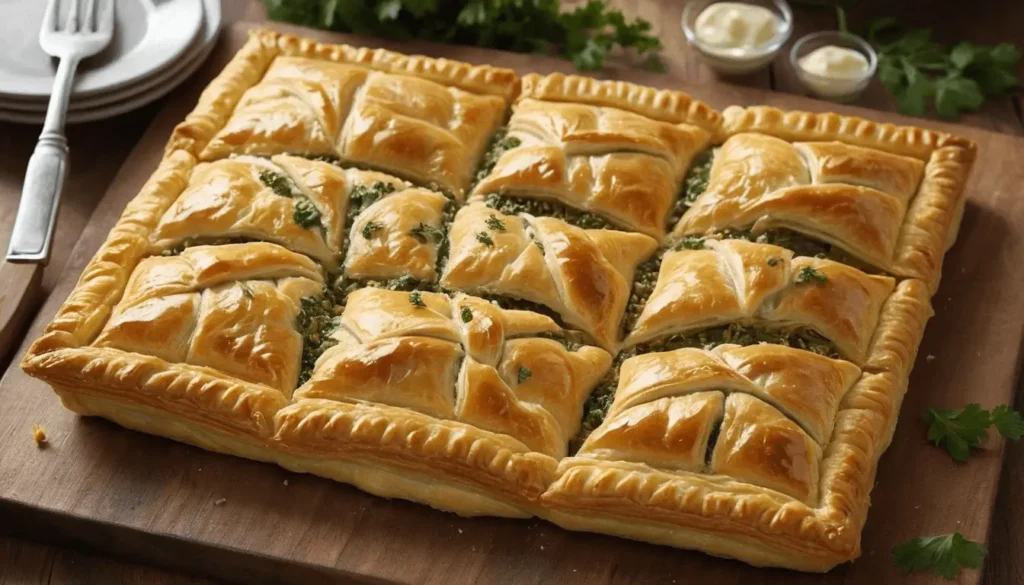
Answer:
296;292;341;386
474;127;522;184
630;323;841;360
257;167;325;232
569;351;629;454
667;149;714;229
621;251;664;340
714;228;877;273
483;193;622;231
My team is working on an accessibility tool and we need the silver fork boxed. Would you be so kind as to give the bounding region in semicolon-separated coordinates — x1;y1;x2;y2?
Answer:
6;0;114;264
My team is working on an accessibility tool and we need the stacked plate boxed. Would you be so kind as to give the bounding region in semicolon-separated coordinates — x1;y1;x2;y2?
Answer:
0;0;221;124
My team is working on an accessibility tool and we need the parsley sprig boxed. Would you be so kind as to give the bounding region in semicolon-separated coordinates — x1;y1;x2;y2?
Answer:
923;403;1024;461
869;18;1021;119
893;532;986;579
263;0;664;72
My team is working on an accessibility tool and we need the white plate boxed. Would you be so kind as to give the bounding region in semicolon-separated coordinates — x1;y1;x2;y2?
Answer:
0;19;218;124
0;0;221;113
0;0;204;99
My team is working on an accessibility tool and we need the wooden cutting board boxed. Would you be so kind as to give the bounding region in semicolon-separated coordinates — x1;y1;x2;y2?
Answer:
1;22;1022;585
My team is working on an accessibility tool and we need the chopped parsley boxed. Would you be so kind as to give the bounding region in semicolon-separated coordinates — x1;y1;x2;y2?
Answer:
460;306;473;323
767;257;780;267
409;222;444;244
362;221;383;239
631;323;841;360
517;366;532;383
485;215;506;232
475;231;494;247
293;197;322;229
484;193;616;231
409;291;426;308
795;266;828;285
258;169;294;198
675;236;705;251
667;149;714;228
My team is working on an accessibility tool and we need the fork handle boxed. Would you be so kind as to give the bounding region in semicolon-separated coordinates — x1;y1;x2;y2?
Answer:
7;56;79;264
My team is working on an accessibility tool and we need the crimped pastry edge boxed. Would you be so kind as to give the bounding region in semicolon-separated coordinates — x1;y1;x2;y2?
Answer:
273;398;558;515
721;105;978;160
519;72;724;132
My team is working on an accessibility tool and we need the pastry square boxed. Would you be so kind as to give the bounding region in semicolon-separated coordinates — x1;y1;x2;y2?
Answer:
674;106;977;290
20;27;977;574
541;344;902;571
170;30;520;197
471;73;722;238
440;202;659;351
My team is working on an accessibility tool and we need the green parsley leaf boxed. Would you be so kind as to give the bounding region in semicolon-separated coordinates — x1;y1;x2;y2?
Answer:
409;291;425;308
893;532;986;579
795;266;828;285
362;221;383;239
990;405;1024;440
767;257;780;267
935;76;985;119
923;404;992;462
460;306;473;323
485;214;506;232
475;231;494;247
517;365;532;384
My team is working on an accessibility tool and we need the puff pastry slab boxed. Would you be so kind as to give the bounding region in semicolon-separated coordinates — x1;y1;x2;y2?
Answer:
21;28;972;574
471;73;721;238
676;106;976;290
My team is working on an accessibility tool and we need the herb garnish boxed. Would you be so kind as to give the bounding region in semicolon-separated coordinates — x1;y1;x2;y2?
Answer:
485;214;506;232
409;291;426;308
409;222;444;243
923;403;1024;461
893;532;986;579
362;221;382;239
868;17;1021;119
675;236;705;251
264;2;665;73
484;193;615;231
460;306;473;323
293;198;322;229
350;181;397;215
517;366;532;383
767;257;780;267
795;266;828;285
297;294;340;385
475;129;523;183
475;231;494;247
258;169;294;198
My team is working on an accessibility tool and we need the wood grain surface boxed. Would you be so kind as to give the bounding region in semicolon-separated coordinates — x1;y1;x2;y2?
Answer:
1;19;1023;585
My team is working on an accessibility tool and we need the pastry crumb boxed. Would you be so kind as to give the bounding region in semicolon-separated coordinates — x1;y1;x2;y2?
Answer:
283;480;289;486
32;425;47;447
214;498;227;506
926;354;936;362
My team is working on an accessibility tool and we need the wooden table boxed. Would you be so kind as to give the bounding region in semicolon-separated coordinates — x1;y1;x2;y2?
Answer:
1;1;1021;583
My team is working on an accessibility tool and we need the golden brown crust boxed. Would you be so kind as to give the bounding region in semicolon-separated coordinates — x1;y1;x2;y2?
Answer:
274;398;557;511
520;72;723;132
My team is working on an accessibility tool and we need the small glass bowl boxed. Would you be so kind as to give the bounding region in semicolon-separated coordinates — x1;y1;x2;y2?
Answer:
682;0;793;76
789;31;878;102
